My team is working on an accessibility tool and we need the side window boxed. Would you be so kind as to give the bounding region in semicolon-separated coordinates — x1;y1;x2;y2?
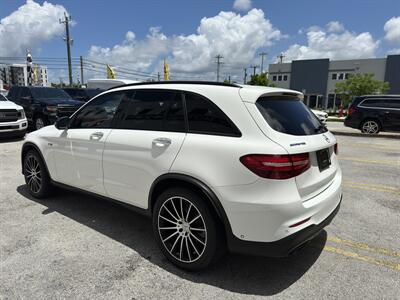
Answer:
361;99;386;108
384;99;400;109
70;91;125;129
184;92;241;137
117;89;185;132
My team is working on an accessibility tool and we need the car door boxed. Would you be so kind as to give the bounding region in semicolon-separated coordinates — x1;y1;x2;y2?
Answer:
19;87;34;122
52;91;126;195
102;89;186;208
384;99;400;131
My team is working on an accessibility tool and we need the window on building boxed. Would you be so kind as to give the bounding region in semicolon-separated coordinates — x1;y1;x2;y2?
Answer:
338;73;344;80
332;73;337;80
345;73;350;80
278;75;282;81
272;75;277;81
283;75;288;81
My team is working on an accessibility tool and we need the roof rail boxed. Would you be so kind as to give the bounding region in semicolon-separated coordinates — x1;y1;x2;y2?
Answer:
107;80;241;91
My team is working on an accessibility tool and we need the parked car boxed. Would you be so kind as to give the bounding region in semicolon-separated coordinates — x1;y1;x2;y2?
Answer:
344;95;400;134
311;109;328;124
21;81;342;270
0;93;27;138
62;87;104;102
7;86;84;131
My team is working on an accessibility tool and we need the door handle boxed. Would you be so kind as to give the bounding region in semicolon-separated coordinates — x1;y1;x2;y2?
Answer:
90;132;104;140
152;137;171;147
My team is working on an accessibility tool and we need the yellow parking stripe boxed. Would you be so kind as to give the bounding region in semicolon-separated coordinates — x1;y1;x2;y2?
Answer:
328;236;400;258
339;156;398;166
324;245;400;271
343;181;400;196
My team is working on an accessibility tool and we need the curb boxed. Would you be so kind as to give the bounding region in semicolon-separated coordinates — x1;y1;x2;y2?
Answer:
330;130;400;139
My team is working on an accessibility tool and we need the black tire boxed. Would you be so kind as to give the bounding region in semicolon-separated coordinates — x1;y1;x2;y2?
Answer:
34;115;48;131
360;119;381;134
23;150;53;198
152;187;224;271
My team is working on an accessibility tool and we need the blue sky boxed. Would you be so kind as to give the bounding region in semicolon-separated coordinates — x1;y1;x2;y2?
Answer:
1;0;399;82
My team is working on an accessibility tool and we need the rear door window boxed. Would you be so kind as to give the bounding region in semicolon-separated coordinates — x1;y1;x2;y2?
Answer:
256;96;326;136
184;92;241;137
117;89;185;132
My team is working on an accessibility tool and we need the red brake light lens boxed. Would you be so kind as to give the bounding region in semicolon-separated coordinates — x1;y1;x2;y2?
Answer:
348;106;356;116
240;153;310;179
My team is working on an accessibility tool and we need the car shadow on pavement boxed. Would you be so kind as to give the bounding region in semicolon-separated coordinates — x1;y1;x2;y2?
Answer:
0;136;25;144
17;185;327;296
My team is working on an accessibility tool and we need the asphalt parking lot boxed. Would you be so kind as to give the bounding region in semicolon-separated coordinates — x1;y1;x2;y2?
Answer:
0;132;399;299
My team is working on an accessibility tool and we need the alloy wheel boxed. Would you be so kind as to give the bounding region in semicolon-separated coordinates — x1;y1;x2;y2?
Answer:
158;196;207;263
25;155;42;194
362;121;379;134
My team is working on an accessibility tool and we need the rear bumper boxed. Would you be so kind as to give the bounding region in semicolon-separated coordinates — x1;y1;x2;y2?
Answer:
227;196;341;257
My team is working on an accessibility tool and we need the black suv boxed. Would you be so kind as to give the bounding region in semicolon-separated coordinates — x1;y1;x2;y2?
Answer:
7;86;84;130
62;88;104;102
344;95;400;134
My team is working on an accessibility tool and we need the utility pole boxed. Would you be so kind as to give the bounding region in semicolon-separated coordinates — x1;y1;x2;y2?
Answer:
228;75;231;83
215;54;223;82
79;56;84;86
259;52;267;73
60;12;73;86
277;53;285;64
243;68;247;84
158;72;160;81
26;50;33;86
250;65;259;76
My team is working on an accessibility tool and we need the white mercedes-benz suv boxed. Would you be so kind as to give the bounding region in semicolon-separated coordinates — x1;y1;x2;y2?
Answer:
21;82;342;270
0;93;27;138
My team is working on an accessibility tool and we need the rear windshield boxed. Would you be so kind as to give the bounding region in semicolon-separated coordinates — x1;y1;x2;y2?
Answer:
256;96;327;136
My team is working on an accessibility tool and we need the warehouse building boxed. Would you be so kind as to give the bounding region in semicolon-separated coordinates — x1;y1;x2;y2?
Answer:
268;54;400;109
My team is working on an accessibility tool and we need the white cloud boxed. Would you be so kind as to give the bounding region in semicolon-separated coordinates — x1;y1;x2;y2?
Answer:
233;0;252;11
327;21;344;33
283;22;379;61
387;48;400;55
88;9;282;80
0;0;67;56
384;16;400;43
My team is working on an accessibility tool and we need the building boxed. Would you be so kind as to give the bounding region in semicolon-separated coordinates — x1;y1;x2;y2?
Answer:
268;54;400;109
0;64;49;87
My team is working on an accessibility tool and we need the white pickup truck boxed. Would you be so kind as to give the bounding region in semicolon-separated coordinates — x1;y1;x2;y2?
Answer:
0;94;28;138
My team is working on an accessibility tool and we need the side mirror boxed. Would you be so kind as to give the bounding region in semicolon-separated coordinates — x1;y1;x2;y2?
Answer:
55;116;70;130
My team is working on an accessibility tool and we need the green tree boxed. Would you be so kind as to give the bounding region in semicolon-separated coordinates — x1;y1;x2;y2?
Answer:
335;73;390;105
248;72;275;87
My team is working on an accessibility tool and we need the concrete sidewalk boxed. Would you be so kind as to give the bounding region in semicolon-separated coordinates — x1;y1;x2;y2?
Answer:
327;121;400;139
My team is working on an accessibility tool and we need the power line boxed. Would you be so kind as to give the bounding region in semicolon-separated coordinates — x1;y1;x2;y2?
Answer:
59;12;73;85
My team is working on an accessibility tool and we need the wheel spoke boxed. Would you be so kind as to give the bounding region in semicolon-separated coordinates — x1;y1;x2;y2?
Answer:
190;227;206;231
185;237;192;261
185;203;192;221
163;205;179;222
159;226;178;230
159;215;177;225
179;235;184;260
170;199;182;220
162;230;179;243
170;234;181;253
188;235;200;256
190;232;205;245
180;197;185;221
189;214;201;225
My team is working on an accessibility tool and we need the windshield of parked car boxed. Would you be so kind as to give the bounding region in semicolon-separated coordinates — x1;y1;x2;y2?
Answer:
256;96;327;135
31;88;72;100
0;94;7;101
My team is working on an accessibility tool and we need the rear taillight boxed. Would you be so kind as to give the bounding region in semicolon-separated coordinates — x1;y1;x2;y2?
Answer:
348;106;357;116
334;143;338;155
240;153;310;179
